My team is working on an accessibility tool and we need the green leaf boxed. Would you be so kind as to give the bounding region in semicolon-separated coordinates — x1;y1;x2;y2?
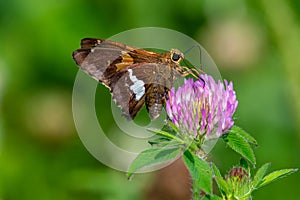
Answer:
147;128;184;144
127;145;182;178
256;168;298;189
222;131;256;165
148;137;170;146
148;138;182;148
211;162;222;178
183;150;212;195
252;163;271;189
211;163;229;196
166;120;179;133
239;158;249;170
229;126;257;146
239;158;251;176
215;177;230;197
201;194;223;200
147;128;174;138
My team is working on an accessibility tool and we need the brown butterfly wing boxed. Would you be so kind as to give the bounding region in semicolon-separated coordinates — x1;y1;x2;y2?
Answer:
72;38;181;120
72;38;162;85
109;63;159;120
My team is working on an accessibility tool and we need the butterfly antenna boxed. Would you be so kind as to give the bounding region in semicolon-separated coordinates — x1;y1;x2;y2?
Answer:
183;45;203;70
182;45;206;77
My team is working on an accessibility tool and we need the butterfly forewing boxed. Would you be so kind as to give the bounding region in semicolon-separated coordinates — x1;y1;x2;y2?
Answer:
72;38;184;120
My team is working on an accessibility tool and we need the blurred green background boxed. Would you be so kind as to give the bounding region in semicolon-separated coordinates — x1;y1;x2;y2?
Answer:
0;0;299;199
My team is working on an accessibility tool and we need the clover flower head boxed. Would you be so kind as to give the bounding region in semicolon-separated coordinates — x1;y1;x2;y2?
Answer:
166;74;238;140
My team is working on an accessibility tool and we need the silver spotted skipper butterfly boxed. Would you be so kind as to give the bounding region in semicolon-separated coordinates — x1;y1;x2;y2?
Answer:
72;38;200;120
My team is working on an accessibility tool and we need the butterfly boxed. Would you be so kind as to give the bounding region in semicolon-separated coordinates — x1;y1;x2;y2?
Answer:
72;38;200;120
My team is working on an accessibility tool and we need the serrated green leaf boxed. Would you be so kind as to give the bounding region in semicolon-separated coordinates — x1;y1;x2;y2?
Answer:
252;163;271;189
127;145;181;178
230;126;257;146
183;150;212;195
222;131;256;165
256;168;298;189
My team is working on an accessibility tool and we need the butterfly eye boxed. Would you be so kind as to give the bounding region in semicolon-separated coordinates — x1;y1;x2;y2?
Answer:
172;53;181;62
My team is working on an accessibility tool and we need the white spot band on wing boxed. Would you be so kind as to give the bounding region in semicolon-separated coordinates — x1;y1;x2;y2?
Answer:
128;69;145;100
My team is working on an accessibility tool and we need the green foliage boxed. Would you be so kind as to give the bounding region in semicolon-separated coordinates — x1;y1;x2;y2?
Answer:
229;126;257;146
127;143;182;178
211;163;230;197
222;126;256;165
183;150;213;195
254;168;298;189
201;194;223;200
210;161;298;200
147;126;184;145
252;163;271;189
129;123;298;199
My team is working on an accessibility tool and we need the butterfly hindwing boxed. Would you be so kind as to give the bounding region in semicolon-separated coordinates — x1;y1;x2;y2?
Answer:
110;63;157;120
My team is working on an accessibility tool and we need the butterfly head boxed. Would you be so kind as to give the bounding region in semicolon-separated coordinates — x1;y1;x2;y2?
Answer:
170;49;184;64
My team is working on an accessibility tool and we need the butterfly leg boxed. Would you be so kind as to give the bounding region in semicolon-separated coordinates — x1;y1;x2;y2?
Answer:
181;66;202;78
181;66;206;87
